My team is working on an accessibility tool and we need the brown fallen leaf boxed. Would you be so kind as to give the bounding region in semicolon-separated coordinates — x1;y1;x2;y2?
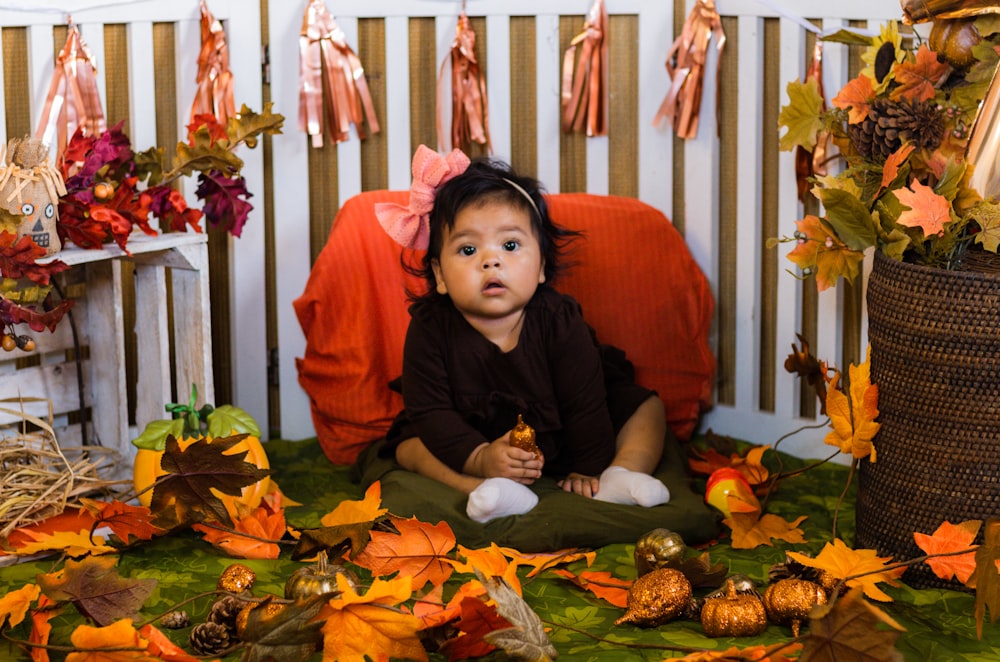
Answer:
975;518;1000;638
800;586;905;661
35;556;156;627
475;567;557;662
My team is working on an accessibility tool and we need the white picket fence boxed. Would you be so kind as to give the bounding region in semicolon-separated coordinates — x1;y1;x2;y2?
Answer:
0;0;906;459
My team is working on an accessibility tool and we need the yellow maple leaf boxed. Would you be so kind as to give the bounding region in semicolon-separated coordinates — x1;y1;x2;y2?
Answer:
65;619;155;662
449;543;522;594
725;508;808;550
498;547;595;577
12;529;115;558
320;575;427;662
787;538;904;602
786;215;865;291
895;180;953;238
0;583;40;628
320;481;387;527
824;346;880;461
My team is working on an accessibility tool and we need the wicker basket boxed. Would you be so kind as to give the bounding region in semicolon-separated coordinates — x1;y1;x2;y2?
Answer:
858;251;1000;589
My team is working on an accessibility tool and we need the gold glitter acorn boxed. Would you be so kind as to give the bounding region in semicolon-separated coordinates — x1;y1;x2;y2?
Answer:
762;578;828;637
236;601;286;638
634;528;687;576
615;567;693;627
700;579;768;638
218;563;256;594
509;414;541;457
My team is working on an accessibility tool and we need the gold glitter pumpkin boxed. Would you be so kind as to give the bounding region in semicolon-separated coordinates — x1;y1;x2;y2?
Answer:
634;528;687;576
509;414;541;457
615;567;693;627
762;578;828;636
235;601;285;638
285;551;360;600
218;563;256;594
700;579;768;637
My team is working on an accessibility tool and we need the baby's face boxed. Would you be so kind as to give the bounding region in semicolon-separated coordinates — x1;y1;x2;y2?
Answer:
432;201;545;329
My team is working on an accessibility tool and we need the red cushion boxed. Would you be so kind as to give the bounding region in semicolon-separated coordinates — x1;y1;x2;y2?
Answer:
294;191;715;465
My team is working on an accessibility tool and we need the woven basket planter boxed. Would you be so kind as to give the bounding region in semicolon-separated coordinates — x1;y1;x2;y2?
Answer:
857;250;1000;590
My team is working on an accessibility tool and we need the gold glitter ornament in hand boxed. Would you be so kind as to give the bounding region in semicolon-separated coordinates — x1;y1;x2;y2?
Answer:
762;578;828;636
509;414;541;458
615;567;693;627
700;578;768;637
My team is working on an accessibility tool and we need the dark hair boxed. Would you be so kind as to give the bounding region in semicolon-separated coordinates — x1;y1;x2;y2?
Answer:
406;157;581;303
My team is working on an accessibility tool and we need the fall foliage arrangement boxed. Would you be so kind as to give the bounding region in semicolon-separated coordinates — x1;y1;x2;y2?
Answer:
775;17;1000;291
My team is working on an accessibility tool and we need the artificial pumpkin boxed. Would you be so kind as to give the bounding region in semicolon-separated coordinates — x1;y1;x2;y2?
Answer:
634;528;687;576
132;385;270;510
284;551;360;600
615;567;693;627
929;18;980;69
700;579;768;638
762;578;828;637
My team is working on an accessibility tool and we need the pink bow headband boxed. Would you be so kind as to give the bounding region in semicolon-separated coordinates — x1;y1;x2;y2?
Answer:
375;144;471;250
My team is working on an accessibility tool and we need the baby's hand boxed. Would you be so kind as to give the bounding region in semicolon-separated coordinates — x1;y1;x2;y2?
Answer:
558;472;600;498
472;432;543;484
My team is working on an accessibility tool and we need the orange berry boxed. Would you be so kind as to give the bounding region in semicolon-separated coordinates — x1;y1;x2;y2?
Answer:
94;182;115;200
1;334;15;351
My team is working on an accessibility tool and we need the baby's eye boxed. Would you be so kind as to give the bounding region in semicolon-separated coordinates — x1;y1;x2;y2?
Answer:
502;240;519;251
460;245;476;256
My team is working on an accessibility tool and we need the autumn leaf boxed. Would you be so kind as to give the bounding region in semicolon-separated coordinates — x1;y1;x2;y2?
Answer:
784;333;832;413
64;619;154;662
788;539;904;602
801;586;905;661
192;500;286;559
138;624;202;661
824;346;880;461
81;499;163;544
779;78;825;151
29;594;58;662
450;544;522;594
974;518;1000;638
832;73;876;124
0;583;40;627
879;144;915;193
322;481;388;527
36;556;157;626
674;551;730;588
890;45;950;102
240;595;327;662
550;569;631;607
319;575;428;662
971;199;1000;252
913;520;981;585
894;180;953;238
501;547;595;577
195;171;254;237
677;643;803;661
12;528;116;558
293;486;394;560
0;231;69;285
351;516;456;590
475;568;558;662
786;214;865;291
725;506;808;550
439;596;513;660
150;434;272;528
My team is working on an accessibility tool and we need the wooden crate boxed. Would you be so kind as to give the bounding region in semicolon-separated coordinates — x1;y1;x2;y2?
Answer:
0;233;214;475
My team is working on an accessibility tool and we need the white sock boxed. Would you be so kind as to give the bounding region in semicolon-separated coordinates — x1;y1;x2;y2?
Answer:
466;477;539;523
594;466;670;507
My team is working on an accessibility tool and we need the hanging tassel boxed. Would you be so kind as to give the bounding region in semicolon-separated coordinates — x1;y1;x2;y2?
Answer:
795;40;829;202
298;0;380;148
437;6;491;153
653;0;725;140
190;0;235;127
34;21;107;160
560;0;608;136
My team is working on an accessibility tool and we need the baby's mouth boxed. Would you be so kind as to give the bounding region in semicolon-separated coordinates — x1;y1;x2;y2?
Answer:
483;280;505;293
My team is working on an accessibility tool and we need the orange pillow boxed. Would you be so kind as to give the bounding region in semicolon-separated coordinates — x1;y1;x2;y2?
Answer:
294;191;715;465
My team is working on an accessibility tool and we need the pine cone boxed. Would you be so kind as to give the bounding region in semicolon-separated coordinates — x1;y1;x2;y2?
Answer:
160;610;190;629
189;621;231;656
768;557;824;584
848;98;945;161
207;595;246;636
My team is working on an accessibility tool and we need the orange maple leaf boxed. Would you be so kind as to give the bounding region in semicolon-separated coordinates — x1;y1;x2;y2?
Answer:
688;446;770;486
724;507;808;550
895;180;953;238
351;516;456;590
4;508;99;550
787;538;904;602
675;642;803;661
12;529;116;558
914;520;981;585
64;619;151;662
29;594;59;662
498;547;595;577
890;44;950;102
551;569;632;607
193;501;286;559
414;579;486;631
880;144;915;193
319;575;428;662
138;623;202;661
786;214;864;291
832;74;875;124
450;544;522;594
320;481;387;527
824;346;880;461
0;583;40;628
81;499;163;543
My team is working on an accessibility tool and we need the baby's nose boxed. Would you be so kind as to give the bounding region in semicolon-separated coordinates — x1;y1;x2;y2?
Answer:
481;254;500;268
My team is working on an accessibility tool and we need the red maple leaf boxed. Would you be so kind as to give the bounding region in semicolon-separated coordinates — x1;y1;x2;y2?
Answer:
439;596;512;661
82;499;163;544
195;171;253;237
0;232;69;284
187;113;228;145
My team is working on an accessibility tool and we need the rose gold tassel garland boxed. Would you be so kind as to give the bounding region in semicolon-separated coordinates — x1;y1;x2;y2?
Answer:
653;0;725;140
561;0;608;136
299;0;380;148
34;21;107;160
437;5;491;153
190;0;235;126
795;41;829;202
